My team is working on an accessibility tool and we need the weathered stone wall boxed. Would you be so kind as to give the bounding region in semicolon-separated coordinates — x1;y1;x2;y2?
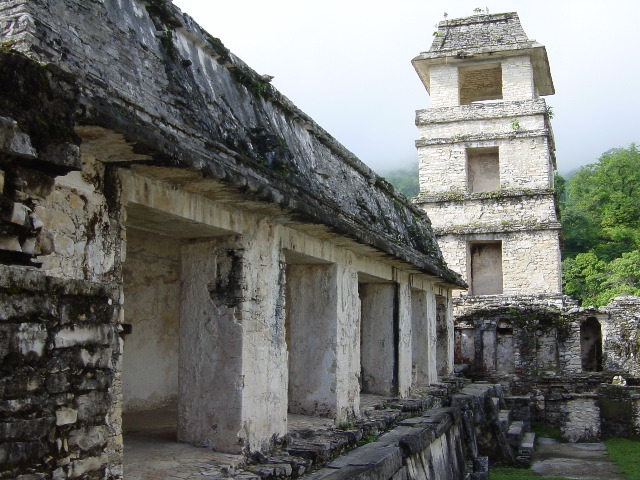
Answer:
561;395;601;442
121;228;180;412
599;384;640;438
0;266;121;479
306;383;522;480
35;156;120;282
421;193;558;231
435;230;562;296
601;297;640;376
416;107;554;194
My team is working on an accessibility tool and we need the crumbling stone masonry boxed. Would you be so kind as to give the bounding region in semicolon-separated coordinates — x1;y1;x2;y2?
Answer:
0;0;467;478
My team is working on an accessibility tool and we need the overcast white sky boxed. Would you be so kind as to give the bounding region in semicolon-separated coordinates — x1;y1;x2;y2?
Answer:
172;0;640;175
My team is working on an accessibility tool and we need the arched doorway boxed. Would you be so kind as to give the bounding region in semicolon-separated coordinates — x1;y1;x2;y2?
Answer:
580;317;603;372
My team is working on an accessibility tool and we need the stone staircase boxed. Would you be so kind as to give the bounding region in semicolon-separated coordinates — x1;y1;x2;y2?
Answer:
232;379;535;480
452;383;536;467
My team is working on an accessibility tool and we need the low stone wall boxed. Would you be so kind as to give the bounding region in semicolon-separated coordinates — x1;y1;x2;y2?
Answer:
0;266;120;479
599;384;640;439
303;383;525;480
305;408;475;480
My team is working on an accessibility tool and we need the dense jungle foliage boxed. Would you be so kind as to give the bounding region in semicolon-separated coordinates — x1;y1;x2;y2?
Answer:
558;143;640;306
383;144;640;307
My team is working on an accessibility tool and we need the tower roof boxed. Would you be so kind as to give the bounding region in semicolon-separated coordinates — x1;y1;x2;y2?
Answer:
413;12;554;96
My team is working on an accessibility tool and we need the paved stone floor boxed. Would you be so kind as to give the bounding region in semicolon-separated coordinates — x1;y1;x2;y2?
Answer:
123;406;247;480
123;397;390;480
531;437;625;480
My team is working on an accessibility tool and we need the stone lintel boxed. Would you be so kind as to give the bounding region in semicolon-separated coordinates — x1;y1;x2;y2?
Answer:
415;129;551;148
433;221;561;236
415;188;555;204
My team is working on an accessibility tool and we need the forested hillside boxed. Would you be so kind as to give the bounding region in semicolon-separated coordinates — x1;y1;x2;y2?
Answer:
558;143;640;306
381;163;419;199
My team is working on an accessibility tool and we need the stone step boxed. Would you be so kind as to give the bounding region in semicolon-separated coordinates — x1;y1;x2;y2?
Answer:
519;431;536;457
515;431;536;467
507;421;524;449
498;409;511;434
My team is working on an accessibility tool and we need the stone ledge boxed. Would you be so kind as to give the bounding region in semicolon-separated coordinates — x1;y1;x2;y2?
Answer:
433;221;561;236
415;128;550;147
416;99;548;125
415;188;555;204
0;265;117;299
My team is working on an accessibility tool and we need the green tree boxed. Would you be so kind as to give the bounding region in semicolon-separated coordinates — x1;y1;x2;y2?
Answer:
562;250;640;307
563;143;640;261
382;163;419;199
560;143;640;305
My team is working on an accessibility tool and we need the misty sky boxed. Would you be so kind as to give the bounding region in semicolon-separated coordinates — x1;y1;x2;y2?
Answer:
172;0;640;175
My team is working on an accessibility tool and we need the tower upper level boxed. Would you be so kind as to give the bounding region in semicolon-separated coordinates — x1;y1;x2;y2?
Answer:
412;13;554;108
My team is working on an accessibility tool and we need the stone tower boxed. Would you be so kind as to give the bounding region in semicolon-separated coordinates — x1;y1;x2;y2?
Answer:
412;12;562;311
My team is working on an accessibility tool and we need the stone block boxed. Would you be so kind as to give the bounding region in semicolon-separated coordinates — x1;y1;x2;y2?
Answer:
0;116;36;158
390;466;408;480
20;237;38;255
5;202;31;226
55;408;78;426
327;443;403;479
0;373;44;397
46;372;70;394
0;441;47;466
0;235;22;252
54;325;111;349
0;417;53;441
76;392;110;422
35;229;55;256
15;323;48;358
77;348;112;368
69;426;107;451
68;453;108;478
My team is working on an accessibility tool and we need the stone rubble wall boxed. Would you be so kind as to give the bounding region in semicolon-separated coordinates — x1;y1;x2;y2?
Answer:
561;395;601;442
0;266;121;480
600;297;640;376
428;13;531;53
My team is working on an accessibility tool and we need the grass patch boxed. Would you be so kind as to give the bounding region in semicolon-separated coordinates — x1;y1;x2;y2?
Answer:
605;437;640;479
491;467;569;480
531;422;562;441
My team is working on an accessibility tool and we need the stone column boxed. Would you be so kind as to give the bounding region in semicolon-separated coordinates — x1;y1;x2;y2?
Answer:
178;238;244;452
335;264;360;422
178;229;287;453
397;281;413;397
411;289;436;386
436;295;453;376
